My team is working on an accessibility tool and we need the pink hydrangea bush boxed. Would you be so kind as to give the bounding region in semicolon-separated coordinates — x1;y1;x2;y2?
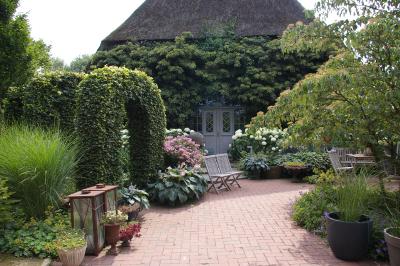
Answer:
164;136;203;167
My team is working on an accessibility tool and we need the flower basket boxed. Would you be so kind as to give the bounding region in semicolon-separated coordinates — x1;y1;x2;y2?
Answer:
57;243;87;266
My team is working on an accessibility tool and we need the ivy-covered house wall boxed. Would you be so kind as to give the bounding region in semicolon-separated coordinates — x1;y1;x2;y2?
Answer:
89;33;327;128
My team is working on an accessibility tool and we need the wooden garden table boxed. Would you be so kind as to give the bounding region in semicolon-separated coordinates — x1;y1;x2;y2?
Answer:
346;154;376;167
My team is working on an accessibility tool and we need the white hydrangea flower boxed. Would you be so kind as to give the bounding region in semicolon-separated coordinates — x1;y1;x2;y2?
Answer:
272;147;277;151
184;128;190;132
271;137;277;142
250;135;254;139
177;129;183;133
232;135;238;140
190;130;195;133
262;141;267;146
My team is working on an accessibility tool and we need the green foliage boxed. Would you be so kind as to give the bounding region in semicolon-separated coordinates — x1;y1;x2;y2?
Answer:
336;173;370;222
68;54;92;72
101;210;127;225
75;66;166;188
55;228;86;251
305;169;338;185
0;0;51;99
0;209;70;258
267;0;400;159
280;151;331;171
90;34;326;127
0;178;17;227
5;71;83;131
148;166;207;206
0;124;79;218
119;185;150;210
241;153;270;178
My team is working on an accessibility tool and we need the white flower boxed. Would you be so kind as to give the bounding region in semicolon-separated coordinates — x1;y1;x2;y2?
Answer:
271;137;277;142
262;141;267;146
250;135;254;139
229;144;232;148
262;137;266;141
232;135;238;140
177;129;182;133
235;129;243;134
272;147;277;151
184;128;190;132
190;130;195;133
57;91;62;95
274;135;279;139
204;149;209;155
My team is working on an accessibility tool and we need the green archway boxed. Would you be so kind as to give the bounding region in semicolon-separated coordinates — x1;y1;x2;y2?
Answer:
75;67;166;188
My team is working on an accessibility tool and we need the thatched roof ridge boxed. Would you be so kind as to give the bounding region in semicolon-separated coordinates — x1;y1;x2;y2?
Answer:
100;0;307;49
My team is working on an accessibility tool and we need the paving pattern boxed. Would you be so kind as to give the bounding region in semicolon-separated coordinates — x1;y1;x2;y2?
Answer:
79;179;383;266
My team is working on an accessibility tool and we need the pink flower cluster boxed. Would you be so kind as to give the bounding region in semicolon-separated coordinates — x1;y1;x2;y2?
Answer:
164;136;203;167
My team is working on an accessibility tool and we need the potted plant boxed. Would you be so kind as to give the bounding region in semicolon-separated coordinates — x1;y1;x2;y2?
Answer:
55;228;87;266
264;156;283;179
119;222;142;247
102;210;128;255
384;209;400;266
119;185;150;221
241;154;270;179
325;174;372;261
283;161;308;181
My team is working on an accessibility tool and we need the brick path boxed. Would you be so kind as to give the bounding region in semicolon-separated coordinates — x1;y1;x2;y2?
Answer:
82;179;382;266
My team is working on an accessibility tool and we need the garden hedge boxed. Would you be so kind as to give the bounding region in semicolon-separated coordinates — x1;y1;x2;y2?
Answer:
75;66;166;188
4;71;83;132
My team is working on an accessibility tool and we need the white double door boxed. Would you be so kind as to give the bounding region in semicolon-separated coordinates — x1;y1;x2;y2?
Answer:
202;108;235;155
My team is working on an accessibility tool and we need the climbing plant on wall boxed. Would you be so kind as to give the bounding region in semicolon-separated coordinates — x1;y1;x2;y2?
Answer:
75;66;166;188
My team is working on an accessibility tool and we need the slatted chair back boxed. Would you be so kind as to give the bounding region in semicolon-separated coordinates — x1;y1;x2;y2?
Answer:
332;147;355;163
328;151;344;174
216;154;233;174
204;155;221;176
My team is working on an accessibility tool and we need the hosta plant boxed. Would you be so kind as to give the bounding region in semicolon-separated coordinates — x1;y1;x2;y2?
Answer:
119;185;150;210
147;165;207;206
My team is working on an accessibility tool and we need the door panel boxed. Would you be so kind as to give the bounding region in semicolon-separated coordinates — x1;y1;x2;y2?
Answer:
202;108;235;154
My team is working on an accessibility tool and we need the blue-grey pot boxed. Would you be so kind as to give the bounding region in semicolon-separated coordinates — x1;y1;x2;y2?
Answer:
325;212;373;261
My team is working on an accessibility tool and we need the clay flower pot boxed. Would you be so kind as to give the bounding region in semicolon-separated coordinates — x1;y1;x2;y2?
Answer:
384;228;400;266
57;243;87;266
105;224;121;255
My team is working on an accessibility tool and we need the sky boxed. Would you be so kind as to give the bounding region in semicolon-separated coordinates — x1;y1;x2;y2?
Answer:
17;0;318;64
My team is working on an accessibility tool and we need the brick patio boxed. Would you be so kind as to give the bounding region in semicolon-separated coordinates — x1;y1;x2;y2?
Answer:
81;179;381;266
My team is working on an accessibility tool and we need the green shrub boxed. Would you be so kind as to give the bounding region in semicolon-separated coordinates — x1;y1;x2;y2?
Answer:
0;209;70;258
0;124;79;218
75;66;166;188
241;153;270;179
148;166;207;206
4;72;83;132
305;169;338;185
280;151;331;171
292;185;337;233
0;178;17;227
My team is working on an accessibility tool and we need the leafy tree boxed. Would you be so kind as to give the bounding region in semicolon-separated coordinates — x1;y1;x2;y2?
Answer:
50;57;67;71
68;54;92;72
266;0;400;160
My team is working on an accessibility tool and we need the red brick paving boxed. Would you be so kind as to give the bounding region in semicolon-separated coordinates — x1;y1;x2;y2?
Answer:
77;179;384;265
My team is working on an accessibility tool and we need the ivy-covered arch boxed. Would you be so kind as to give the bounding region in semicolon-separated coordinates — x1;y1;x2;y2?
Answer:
75;66;166;188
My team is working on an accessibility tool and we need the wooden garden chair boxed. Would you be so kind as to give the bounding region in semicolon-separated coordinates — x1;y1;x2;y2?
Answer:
216;154;242;189
332;147;356;166
328;150;354;175
204;155;230;193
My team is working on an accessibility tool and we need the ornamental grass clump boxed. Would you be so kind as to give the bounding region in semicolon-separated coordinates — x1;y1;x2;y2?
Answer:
0;124;79;219
336;173;370;222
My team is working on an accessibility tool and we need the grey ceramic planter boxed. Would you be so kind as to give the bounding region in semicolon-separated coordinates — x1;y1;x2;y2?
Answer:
384;228;400;266
326;212;373;261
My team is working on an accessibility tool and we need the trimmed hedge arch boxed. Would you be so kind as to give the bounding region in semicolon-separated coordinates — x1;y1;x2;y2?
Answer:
75;66;166;188
4;71;83;132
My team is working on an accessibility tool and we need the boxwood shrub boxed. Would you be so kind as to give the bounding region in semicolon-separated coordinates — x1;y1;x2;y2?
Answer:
75;66;166;188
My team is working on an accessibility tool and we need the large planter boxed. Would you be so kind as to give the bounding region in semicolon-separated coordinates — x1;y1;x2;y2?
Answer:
57;243;87;266
284;166;308;181
105;224;121;255
259;166;283;179
326;212;373;261
384;227;400;266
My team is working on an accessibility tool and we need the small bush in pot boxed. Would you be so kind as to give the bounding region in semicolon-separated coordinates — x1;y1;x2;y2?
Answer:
241;154;270;179
119;185;150;221
325;173;372;261
119;222;141;247
101;211;127;255
384;207;400;266
55;229;86;266
147;165;207;206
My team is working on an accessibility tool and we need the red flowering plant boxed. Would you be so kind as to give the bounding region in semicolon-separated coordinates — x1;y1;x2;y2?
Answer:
164;136;203;168
119;222;141;242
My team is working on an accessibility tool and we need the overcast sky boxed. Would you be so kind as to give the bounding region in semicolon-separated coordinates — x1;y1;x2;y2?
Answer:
17;0;318;63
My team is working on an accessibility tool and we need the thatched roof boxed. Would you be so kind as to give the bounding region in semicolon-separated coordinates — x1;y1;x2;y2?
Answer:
100;0;307;49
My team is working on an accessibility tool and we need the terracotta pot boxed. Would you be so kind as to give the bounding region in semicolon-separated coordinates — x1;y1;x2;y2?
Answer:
384;228;400;266
57;243;87;266
105;224;121;255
